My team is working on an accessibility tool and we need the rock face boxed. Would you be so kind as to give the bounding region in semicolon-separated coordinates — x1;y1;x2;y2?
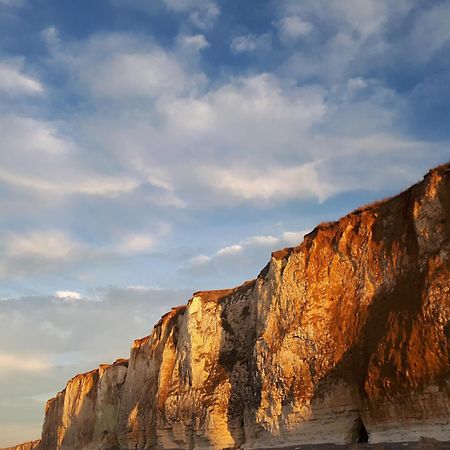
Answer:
7;163;450;449
2;441;41;450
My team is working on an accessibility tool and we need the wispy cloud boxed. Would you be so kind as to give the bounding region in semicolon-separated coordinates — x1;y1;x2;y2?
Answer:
187;229;309;269
275;16;313;43
0;353;52;373
0;61;43;95
230;33;272;54
54;290;81;301
162;0;219;29
177;33;209;51
202;162;334;203
117;234;154;254
6;231;76;260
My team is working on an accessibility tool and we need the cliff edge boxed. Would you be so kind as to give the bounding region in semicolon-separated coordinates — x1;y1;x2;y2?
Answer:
6;163;450;449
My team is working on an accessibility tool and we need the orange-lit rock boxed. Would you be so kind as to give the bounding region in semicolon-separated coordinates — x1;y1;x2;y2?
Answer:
39;359;128;450
2;441;41;450
7;163;450;449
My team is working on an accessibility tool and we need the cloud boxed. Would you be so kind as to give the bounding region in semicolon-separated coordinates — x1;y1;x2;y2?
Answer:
278;0;411;39
275;16;313;43
6;231;76;260
162;0;219;29
49;33;208;101
83;51;189;99
0;61;43;95
230;33;272;54
0;115;142;200
41;26;60;47
54;290;81;301
177;34;209;51
244;235;280;246
0;168;139;197
0;116;71;155
402;1;450;64
188;254;211;267
0;354;52;373
34;29;445;218
272;1;407;84
117;234;154;254
202;161;335;203
0;231;83;279
53;31;446;213
215;244;242;257
187;229;309;270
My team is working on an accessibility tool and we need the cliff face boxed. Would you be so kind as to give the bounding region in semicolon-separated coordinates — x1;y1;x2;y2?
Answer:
8;163;450;449
39;359;128;450
2;441;41;450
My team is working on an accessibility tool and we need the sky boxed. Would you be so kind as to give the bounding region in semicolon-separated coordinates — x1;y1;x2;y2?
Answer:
0;0;450;446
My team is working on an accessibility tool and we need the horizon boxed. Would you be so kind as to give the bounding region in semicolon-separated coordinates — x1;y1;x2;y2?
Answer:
1;0;450;446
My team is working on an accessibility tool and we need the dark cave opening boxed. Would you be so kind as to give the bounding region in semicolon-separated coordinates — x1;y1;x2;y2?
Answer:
357;417;369;443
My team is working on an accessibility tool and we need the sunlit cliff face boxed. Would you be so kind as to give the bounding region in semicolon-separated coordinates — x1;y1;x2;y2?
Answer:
6;163;450;450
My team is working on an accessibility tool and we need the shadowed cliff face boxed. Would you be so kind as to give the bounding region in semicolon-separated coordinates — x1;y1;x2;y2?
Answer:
6;163;450;450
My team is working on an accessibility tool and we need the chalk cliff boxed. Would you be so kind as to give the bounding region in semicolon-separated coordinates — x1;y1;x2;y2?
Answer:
7;163;450;449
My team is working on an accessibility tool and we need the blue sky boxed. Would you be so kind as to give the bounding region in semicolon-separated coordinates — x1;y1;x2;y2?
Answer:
0;0;449;445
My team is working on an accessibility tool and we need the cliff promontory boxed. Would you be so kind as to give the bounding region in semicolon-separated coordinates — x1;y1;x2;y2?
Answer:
6;163;450;449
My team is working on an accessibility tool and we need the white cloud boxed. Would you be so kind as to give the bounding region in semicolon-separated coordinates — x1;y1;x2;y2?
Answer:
187;230;309;269
230;33;272;54
41;26;60;47
126;285;153;291
276;16;313;43
6;231;76;260
405;1;450;64
55;290;81;301
0;231;88;279
0;353;51;373
6;30;440;225
244;235;279;246
75;177;140;197
0;115;142;198
163;0;220;29
0;168;139;198
215;244;242;257
188;254;211;267
118;234;154;254
0;61;43;95
279;0;411;39
203;162;335;203
177;34;209;51
83;51;189;98
34;34;357;211
0;116;71;155
51;33;208;100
